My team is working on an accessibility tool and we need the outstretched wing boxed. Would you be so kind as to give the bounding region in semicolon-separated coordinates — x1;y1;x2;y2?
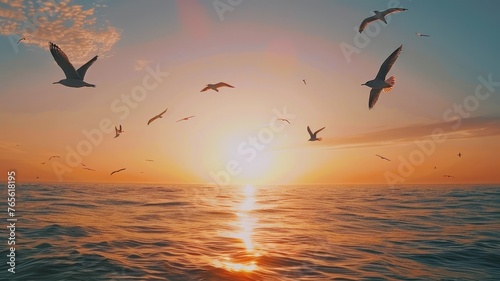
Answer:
359;15;377;33
314;127;325;135
216;82;234;88
200;86;210;92
147;116;158;125
307;126;314;137
49;42;80;79
76;55;98;79
382;7;407;17
369;88;382;109
376;45;402;80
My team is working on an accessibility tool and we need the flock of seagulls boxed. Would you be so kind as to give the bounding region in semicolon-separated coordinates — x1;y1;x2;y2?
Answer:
37;5;456;181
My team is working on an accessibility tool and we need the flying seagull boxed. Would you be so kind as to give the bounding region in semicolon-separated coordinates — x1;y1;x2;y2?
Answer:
277;118;290;124
49;42;98;88
375;154;391;161
110;168;126;176
83;167;96;171
415;32;430;37
17;37;26;44
457;153;462;157
303;79;307;85
443;174;455;178
145;159;154;162
41;162;46;165
359;8;408;33
147;108;168;125
201;82;234;92
307;126;325;141
362;45;403;109
48;155;60;161
81;163;87;167
114;125;124;138
177;115;195;122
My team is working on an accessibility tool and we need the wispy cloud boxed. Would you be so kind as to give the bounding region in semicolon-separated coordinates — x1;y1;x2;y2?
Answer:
0;0;120;62
321;116;500;150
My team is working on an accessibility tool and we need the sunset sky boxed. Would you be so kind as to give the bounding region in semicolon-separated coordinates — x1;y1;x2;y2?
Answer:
1;0;499;185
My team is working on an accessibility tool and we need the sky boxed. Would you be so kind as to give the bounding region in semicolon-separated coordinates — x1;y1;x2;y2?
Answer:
1;0;499;186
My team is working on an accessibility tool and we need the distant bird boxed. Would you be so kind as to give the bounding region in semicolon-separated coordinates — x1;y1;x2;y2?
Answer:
457;153;462;158
145;159;154;162
362;45;403;109
36;176;39;179
110;168;126;176
48;155;60;161
81;163;87;167
41;162;46;165
307;126;325;141
17;37;26;44
49;42;98;88
415;32;430;37
114;125;124;138
277;118;290;124
359;8;408;33
434;166;437;170
375;154;391;161
83;167;96;171
177;115;195;122
201;82;234;92
148;108;168;125
303;79;307;85
443;175;455;178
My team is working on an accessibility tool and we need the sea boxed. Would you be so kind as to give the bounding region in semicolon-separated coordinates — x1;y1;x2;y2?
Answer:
1;183;499;280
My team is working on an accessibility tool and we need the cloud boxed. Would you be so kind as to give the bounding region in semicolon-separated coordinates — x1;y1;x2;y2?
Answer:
134;59;151;71
0;0;120;62
321;116;500;150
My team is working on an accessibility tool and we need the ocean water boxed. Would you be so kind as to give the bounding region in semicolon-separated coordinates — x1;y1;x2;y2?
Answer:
1;183;499;280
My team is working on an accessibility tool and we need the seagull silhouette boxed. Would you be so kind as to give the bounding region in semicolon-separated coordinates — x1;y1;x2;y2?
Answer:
114;125;124;138
201;82;234;92
359;8;408;33
145;159;154;162
17;37;26;44
415;32;430;37
177;115;195;122
148;108;168;125
49;42;98;88
362;45;402;109
41;162;46;165
48;155;60;161
307;126;325;141
110;168;126;176
277;118;290;124
375;154;391;161
458;153;462;157
443;174;455;178
83;167;96;171
303;79;307;85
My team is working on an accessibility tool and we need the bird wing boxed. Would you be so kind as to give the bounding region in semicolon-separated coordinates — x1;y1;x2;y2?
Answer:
368;88;383;109
110;168;125;175
307;126;314;137
147;115;158;125
159;108;168;117
49;42;80;80
375;45;402;80
284;119;290;124
359;15;378;33
314;127;325;135
201;86;210;92
76;55;98;79
382;8;407;17
216;82;234;88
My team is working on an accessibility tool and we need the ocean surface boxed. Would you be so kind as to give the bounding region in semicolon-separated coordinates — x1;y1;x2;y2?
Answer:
1;183;499;280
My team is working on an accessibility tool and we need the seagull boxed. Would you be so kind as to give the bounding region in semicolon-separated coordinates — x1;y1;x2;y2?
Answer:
359;8;408;33
277;118;290;124
443;175;455;178
81;163;87;167
307;126;325;141
48;155;60;161
415;32;430;37
49;42;98;88
375;154;391;161
177;115;195;122
362;45;403;109
36;176;40;179
110;168;126;176
147;108;168;125
303;79;307;85
201;82;234;92
17;37;26;44
83;167;96;171
145;159;154;162
457;153;462;157
41;162;46;165
434;166;437;170
114;125;124;138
